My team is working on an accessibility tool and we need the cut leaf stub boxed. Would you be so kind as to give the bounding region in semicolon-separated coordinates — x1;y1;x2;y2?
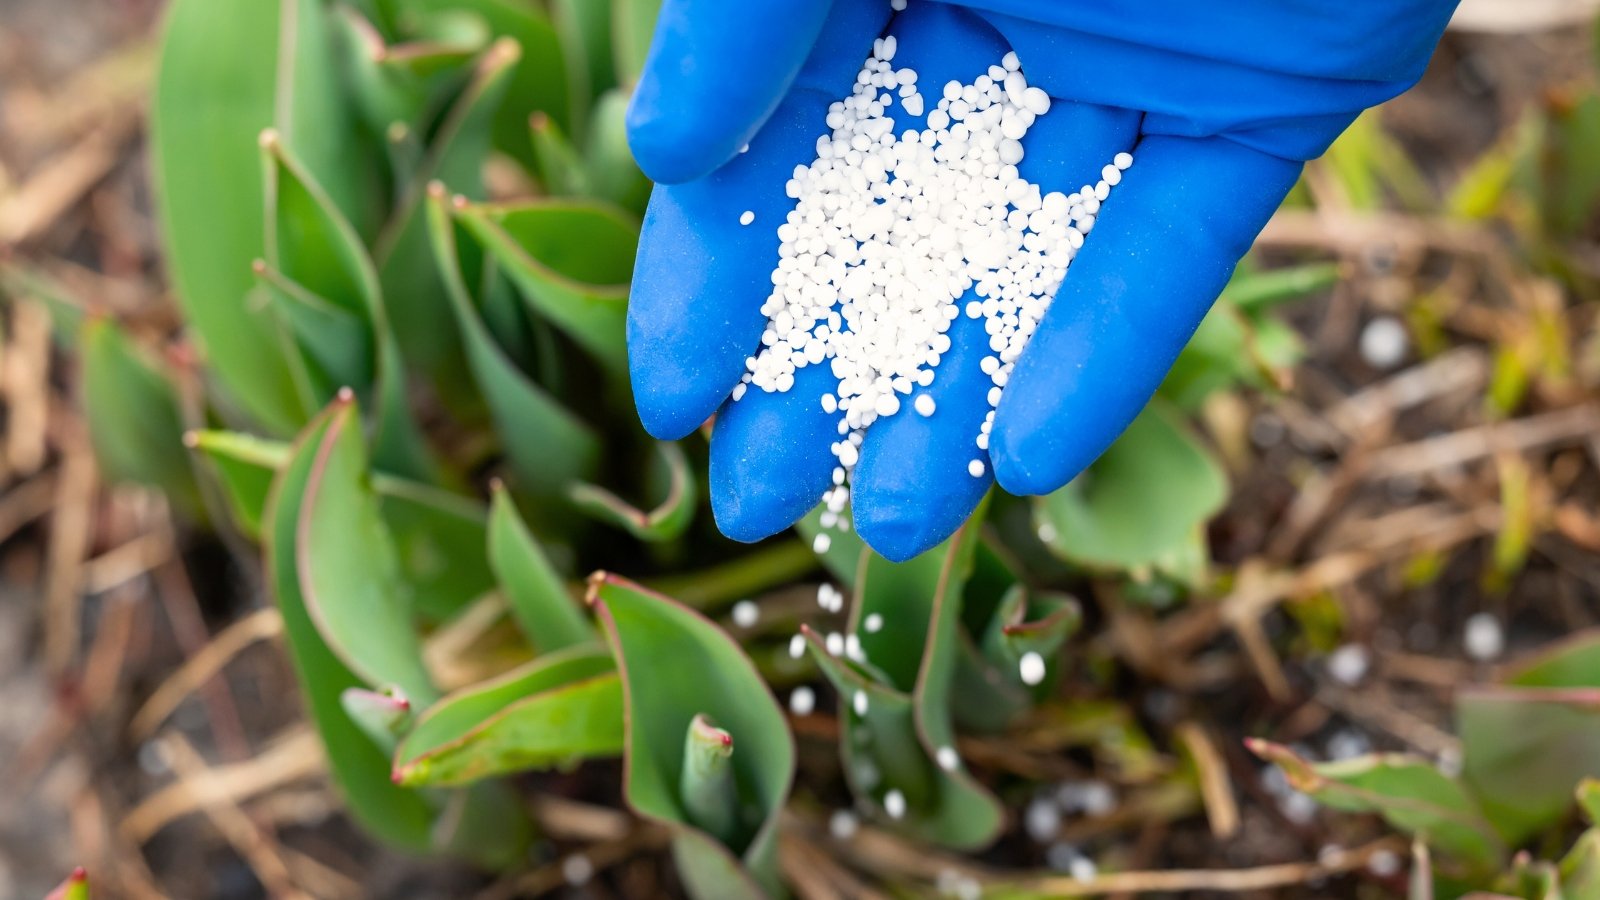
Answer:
682;714;740;846
341;686;413;754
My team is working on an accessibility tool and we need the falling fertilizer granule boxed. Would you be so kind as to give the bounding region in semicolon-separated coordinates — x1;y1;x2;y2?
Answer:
734;34;1130;535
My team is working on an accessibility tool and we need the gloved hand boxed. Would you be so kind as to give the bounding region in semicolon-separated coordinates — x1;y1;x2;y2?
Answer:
624;0;1459;562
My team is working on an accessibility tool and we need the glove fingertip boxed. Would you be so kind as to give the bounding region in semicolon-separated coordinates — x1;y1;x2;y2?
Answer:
852;484;988;563
626;87;741;185
633;385;713;442
988;417;1084;497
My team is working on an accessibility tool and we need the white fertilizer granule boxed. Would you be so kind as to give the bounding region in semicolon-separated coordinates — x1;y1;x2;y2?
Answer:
733;34;1128;533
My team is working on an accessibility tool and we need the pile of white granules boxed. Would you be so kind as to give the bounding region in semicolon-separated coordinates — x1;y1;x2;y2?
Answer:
732;32;1130;543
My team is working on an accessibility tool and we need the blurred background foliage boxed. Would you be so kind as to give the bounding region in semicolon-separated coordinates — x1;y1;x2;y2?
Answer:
2;0;1600;897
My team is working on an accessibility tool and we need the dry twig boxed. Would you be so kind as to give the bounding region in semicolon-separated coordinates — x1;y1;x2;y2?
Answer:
121;727;322;843
130;607;283;740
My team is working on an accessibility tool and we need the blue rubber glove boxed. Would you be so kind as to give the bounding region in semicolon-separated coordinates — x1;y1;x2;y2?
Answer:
625;0;1459;562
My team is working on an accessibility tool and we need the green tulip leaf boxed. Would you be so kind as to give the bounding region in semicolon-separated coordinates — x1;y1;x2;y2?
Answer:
943;585;1083;736
1507;630;1600;689
375;478;494;622
488;484;594;653
456;199;635;379
612;0;662;87
1160;304;1253;410
1034;400;1227;578
1580;778;1600;826
530;111;585;197
252;260;373;400
151;0;301;432
803;628;937;814
430;783;537;873
425;185;600;499
1562;830;1600;900
264;403;435;851
1460;684;1600;845
189;430;283;540
551;0;616;122
260;132;437;483
1562;781;1600;897
336;6;479;149
381;24;486;79
260;131;373;319
981;586;1082;670
394;644;622;787
857;496;987;692
190;429;490;620
583;88;652;215
803;510;1004;849
680;714;740;847
1221;261;1341;312
275;0;378;233
1247;740;1503;870
374;37;519;402
794;506;869;587
443;0;570;165
570;441;695;542
589;573;793;899
80;319;201;515
296;396;436;703
270;406;533;869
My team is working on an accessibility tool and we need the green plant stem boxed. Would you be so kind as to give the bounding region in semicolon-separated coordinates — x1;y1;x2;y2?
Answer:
645;539;818;611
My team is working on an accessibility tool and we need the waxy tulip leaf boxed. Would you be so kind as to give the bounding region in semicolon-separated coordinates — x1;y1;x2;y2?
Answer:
261;133;438;484
488;484;595;652
1035;400;1227;579
341;686;413;753
456;199;635;379
374;37;519;400
426;185;600;499
296;397;436;703
590;574;793;898
1248;740;1503;869
394;644;622;787
80;319;201;515
804;510;1004;850
152;0;301;432
570;440;695;541
191;429;490;619
264;403;435;851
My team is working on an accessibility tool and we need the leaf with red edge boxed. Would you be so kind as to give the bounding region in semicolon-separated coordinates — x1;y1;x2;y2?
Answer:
1247;739;1502;871
393;644;623;787
297;395;436;703
803;507;1005;849
589;573;793;899
264;401;435;853
569;440;695;541
44;867;88;900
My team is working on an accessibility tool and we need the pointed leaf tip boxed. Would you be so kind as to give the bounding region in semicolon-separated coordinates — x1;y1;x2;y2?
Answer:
488;491;593;652
584;571;611;606
45;867;88;900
